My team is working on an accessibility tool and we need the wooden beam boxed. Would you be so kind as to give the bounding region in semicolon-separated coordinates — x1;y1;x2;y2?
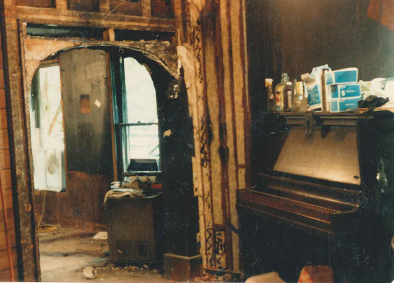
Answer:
103;28;115;41
141;0;152;17
55;0;67;10
99;0;110;13
172;0;184;45
16;6;176;32
1;2;40;279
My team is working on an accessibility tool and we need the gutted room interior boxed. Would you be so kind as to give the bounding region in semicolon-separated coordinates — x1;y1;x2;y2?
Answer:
0;0;394;282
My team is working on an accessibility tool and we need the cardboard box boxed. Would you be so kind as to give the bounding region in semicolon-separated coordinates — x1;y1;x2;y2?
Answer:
329;84;361;99
307;84;322;110
325;68;358;85
330;97;361;112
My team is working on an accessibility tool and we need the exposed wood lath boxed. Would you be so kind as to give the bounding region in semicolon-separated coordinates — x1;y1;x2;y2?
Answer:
16;6;176;32
177;0;250;273
1;1;38;280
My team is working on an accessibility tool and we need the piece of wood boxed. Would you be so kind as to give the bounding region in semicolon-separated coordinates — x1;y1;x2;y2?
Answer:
17;0;53;8
55;0;67;10
0;90;5;110
1;170;12;190
0;268;18;281
99;0;110;13
103;28;115;41
60;49;113;175
151;0;171;18
2;4;38;280
16;6;176;32
0;150;10;170
219;0;239;271
0;70;5;90
105;53;118;181
68;0;99;12
0;189;13;214
0;248;18;271
110;0;141;16
0;130;9;150
141;0;152;17
0;110;7;130
0;228;16;251
172;0;184;44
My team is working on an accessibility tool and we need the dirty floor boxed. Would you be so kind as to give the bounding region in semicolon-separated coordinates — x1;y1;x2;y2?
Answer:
38;226;166;282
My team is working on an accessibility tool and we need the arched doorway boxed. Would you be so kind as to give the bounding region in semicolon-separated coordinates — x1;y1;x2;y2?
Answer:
27;46;198;281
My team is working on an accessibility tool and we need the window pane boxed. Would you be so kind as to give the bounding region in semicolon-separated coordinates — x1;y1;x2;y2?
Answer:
30;65;66;192
38;66;64;149
124;57;158;123
123;125;160;171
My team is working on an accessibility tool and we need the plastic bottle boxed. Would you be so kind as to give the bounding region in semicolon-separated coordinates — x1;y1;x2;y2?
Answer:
265;78;274;112
292;80;303;112
300;81;308;112
275;73;289;112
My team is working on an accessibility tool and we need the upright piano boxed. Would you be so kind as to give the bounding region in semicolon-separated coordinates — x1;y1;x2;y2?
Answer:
238;112;394;283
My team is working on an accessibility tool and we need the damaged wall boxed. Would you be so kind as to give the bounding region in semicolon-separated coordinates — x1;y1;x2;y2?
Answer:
176;0;250;273
0;25;19;281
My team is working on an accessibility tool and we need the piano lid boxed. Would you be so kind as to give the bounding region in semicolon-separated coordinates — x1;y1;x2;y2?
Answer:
273;125;361;185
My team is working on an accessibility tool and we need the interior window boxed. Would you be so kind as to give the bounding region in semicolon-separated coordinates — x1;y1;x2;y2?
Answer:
30;65;66;192
121;57;160;172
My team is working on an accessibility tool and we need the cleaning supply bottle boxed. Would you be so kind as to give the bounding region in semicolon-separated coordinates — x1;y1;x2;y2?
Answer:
299;81;308;112
275;73;289;112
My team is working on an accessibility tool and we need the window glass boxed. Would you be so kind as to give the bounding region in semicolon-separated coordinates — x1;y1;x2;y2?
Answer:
122;57;160;172
30;65;66;192
124;57;158;123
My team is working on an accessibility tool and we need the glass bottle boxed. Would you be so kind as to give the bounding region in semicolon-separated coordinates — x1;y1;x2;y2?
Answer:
274;73;289;112
284;82;293;112
265;78;274;112
292;80;302;112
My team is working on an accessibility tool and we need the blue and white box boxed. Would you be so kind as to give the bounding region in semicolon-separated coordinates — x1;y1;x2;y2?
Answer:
307;84;322;110
330;97;361;112
325;68;358;85
329;84;361;99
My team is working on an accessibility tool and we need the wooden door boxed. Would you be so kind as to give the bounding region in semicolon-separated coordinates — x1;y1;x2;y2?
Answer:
57;48;113;225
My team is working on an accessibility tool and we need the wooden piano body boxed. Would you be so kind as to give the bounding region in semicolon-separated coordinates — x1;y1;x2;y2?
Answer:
238;112;394;282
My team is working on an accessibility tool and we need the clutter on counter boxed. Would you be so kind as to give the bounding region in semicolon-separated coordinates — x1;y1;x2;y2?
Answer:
105;175;162;205
265;65;394;113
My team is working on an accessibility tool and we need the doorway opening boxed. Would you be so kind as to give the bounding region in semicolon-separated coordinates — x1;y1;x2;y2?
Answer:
29;46;177;282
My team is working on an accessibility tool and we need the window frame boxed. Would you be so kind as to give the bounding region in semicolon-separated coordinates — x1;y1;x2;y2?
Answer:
111;51;162;179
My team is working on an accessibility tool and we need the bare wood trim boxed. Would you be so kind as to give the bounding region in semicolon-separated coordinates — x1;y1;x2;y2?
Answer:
16;6;176;32
55;0;67;10
1;5;39;280
0;167;15;280
141;0;152;17
106;53;118;181
103;28;115;41
172;0;184;44
18;18;42;281
239;0;251;189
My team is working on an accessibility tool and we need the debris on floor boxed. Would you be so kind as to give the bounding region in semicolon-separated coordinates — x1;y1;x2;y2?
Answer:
39;226;165;282
93;231;108;240
194;270;243;282
82;267;96;279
